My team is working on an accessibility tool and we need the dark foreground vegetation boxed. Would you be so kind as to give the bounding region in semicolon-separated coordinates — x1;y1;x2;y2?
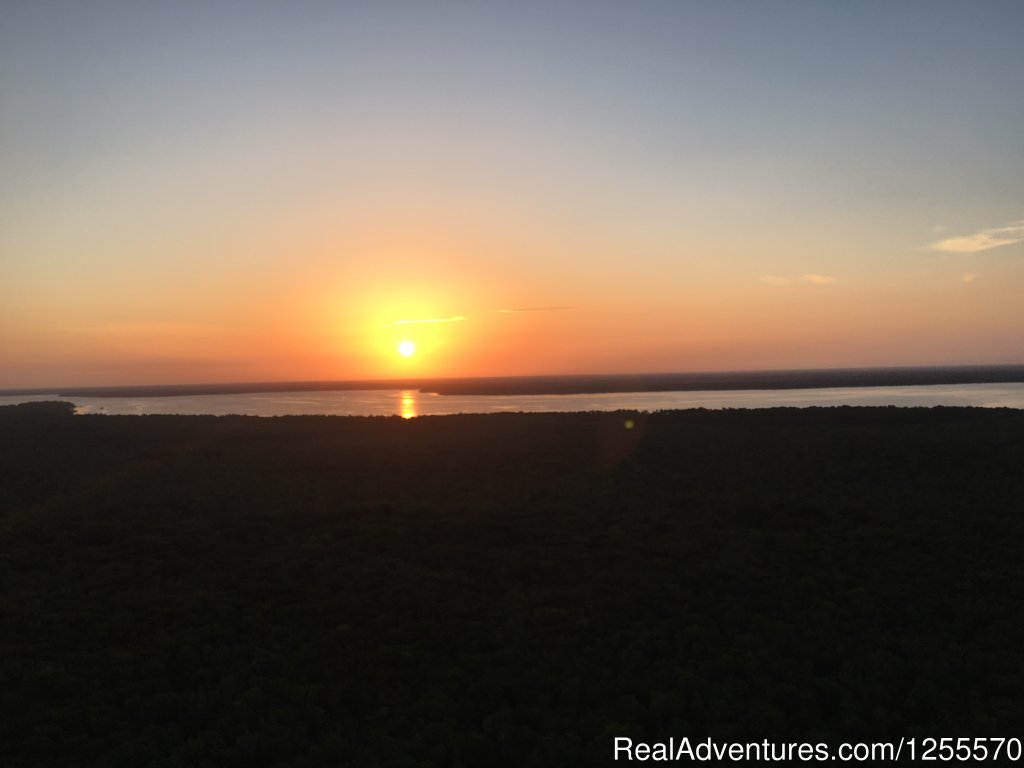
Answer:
2;402;1023;766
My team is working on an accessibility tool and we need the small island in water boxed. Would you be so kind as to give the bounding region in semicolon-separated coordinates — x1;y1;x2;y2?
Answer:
1;402;1022;765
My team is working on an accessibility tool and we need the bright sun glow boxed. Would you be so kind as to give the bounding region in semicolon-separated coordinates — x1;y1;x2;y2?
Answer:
398;340;416;358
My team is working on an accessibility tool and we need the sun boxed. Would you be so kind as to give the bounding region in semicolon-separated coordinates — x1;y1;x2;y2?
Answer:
397;340;416;358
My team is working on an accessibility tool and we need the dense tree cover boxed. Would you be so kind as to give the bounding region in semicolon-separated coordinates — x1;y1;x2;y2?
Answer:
1;402;1022;766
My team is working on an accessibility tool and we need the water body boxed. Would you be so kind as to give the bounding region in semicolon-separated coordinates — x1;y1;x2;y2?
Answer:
2;382;1024;417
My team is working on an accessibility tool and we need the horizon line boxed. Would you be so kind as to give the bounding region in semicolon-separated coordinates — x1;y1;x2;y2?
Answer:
3;362;1024;398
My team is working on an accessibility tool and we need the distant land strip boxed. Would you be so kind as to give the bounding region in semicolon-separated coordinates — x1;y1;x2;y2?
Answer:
3;364;1024;399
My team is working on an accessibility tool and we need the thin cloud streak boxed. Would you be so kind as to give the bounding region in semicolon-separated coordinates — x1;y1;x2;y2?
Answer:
759;275;838;286
496;306;574;313
384;316;466;327
927;219;1024;253
382;307;573;328
62;322;226;337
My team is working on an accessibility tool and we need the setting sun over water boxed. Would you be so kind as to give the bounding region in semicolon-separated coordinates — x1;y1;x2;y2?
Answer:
1;4;1022;389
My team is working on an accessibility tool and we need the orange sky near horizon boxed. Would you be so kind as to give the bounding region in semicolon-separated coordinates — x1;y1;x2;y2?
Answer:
4;221;1021;388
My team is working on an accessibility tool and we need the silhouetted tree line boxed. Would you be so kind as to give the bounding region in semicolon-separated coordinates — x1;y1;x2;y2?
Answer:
1;402;1022;765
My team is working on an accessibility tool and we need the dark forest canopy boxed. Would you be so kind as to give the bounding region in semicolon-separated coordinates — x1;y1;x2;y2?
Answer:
2;405;1022;766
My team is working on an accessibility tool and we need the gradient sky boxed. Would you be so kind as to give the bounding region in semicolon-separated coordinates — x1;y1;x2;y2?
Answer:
2;1;1023;387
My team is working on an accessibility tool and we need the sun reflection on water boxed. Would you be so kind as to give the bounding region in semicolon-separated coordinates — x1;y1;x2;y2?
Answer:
399;390;418;419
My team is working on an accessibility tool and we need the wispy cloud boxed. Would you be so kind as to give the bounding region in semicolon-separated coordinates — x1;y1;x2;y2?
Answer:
63;322;224;337
383;315;466;328
759;274;838;286
496;306;573;313
962;272;977;283
927;219;1024;254
382;307;572;328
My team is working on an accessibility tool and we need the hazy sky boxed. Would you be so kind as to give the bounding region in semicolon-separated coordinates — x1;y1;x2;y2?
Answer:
2;1;1023;387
